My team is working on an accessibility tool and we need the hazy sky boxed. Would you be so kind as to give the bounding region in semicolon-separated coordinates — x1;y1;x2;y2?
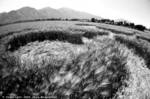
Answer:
0;0;149;27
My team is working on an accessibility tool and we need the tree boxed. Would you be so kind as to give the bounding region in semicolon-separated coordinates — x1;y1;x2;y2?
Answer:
129;23;135;28
91;18;96;22
134;25;146;31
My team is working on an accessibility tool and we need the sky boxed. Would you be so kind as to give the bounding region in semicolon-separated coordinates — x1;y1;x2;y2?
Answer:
0;0;149;28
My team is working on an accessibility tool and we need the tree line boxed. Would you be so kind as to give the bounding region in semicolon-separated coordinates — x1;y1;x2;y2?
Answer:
91;18;147;31
0;17;148;31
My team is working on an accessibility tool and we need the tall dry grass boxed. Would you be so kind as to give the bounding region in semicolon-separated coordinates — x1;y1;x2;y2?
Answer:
1;32;150;99
0;36;131;98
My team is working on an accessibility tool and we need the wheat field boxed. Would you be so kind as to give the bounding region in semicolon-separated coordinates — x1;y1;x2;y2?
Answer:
0;21;150;99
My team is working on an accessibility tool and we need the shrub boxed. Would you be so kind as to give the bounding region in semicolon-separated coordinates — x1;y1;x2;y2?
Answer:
134;25;146;31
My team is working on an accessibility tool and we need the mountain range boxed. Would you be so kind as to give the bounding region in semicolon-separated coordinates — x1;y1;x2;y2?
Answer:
0;7;101;25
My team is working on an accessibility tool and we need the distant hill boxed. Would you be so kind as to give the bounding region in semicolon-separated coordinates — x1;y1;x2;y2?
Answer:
0;7;44;24
58;7;100;19
0;7;101;25
39;7;63;19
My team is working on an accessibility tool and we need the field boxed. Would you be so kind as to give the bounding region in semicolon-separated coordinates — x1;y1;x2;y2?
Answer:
0;21;150;99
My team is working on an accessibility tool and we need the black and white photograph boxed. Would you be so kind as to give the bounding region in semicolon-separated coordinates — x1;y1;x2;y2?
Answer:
0;0;150;98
